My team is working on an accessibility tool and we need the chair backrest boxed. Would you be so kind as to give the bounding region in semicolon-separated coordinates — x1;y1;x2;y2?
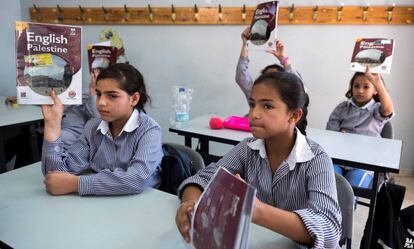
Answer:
381;121;393;139
335;173;354;249
159;143;205;195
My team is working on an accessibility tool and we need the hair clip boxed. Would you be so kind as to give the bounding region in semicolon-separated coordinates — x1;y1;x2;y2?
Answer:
312;6;319;22
288;4;295;22
102;6;109;22
171;4;176;22
148;4;153;22
218;4;223;21
387;3;395;23
194;4;199;21
56;4;64;23
362;4;370;22
337;4;344;22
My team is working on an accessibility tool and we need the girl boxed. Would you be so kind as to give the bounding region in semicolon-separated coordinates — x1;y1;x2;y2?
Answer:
176;72;341;248
326;67;394;190
236;27;304;104
41;63;163;196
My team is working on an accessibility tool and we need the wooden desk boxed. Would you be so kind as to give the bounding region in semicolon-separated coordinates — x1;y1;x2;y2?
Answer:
0;99;43;173
0;163;295;249
170;114;403;249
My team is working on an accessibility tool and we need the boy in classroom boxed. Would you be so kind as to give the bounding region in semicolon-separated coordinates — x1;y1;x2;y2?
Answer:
326;66;394;192
236;27;304;104
176;72;341;248
41;63;163;196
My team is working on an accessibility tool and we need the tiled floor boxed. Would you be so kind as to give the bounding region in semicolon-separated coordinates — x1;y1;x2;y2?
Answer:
352;175;414;248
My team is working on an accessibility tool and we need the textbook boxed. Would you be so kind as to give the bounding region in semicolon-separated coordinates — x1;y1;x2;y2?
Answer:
87;42;117;73
350;38;395;74
15;21;82;105
248;1;279;51
190;167;256;249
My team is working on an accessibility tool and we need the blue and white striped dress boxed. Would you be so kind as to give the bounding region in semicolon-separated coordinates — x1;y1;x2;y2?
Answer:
178;130;341;248
42;109;163;196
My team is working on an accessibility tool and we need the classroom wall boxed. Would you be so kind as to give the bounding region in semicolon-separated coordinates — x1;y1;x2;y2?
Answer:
14;0;414;174
0;1;21;96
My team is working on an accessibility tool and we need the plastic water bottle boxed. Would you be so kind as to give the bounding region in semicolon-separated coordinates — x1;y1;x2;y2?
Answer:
175;87;190;126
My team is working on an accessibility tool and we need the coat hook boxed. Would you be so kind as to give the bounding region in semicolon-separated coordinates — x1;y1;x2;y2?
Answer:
33;4;43;21
288;4;295;22
218;4;223;21
312;6;318;22
123;4;129;22
362;4;369;22
171;4;176;22
242;4;246;22
337;3;344;22
77;5;86;21
56;4;64;23
148;4;153;22
387;3;395;23
194;4;199;21
102;6;109;22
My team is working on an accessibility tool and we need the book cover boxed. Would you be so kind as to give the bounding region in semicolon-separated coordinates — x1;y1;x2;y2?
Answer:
247;1;279;51
350;38;395;74
190;167;256;249
15;21;82;105
87;44;117;72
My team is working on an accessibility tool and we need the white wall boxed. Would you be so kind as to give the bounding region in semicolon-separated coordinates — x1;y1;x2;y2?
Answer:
0;1;21;96
16;0;414;173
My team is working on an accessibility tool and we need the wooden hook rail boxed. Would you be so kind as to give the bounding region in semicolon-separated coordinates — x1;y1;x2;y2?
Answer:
29;5;414;25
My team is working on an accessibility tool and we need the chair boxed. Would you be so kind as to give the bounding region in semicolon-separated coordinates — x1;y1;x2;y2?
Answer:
160;143;205;195
335;173;354;249
380;121;393;139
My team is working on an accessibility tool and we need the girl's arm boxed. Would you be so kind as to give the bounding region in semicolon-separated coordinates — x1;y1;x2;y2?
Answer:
365;67;394;117
326;102;346;132
253;200;313;245
175;140;248;241
41;90;64;142
236;27;254;102
176;185;203;242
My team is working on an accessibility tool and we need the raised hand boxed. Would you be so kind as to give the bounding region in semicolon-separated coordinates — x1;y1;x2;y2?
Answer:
41;90;64;142
241;27;251;45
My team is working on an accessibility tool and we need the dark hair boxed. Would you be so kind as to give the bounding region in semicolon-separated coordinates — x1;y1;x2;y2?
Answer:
345;72;385;102
97;63;150;112
253;72;309;135
261;63;285;75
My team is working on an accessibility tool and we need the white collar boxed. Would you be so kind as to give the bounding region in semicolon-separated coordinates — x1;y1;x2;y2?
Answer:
348;98;375;110
97;109;139;137
247;128;315;171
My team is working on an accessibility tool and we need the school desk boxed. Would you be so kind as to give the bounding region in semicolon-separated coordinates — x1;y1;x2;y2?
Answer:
0;98;43;173
0;162;296;249
169;114;403;249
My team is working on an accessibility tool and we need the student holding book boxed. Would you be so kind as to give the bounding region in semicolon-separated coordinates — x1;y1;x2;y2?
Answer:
176;72;341;248
41;63;163;196
326;66;394;192
236;27;304;103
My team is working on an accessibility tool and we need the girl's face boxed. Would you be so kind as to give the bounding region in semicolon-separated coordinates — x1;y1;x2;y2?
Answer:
352;75;378;106
96;78;139;125
248;83;296;139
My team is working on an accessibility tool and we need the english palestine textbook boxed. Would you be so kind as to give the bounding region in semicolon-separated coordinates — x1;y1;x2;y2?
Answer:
190;167;256;249
15;21;82;105
350;38;394;74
